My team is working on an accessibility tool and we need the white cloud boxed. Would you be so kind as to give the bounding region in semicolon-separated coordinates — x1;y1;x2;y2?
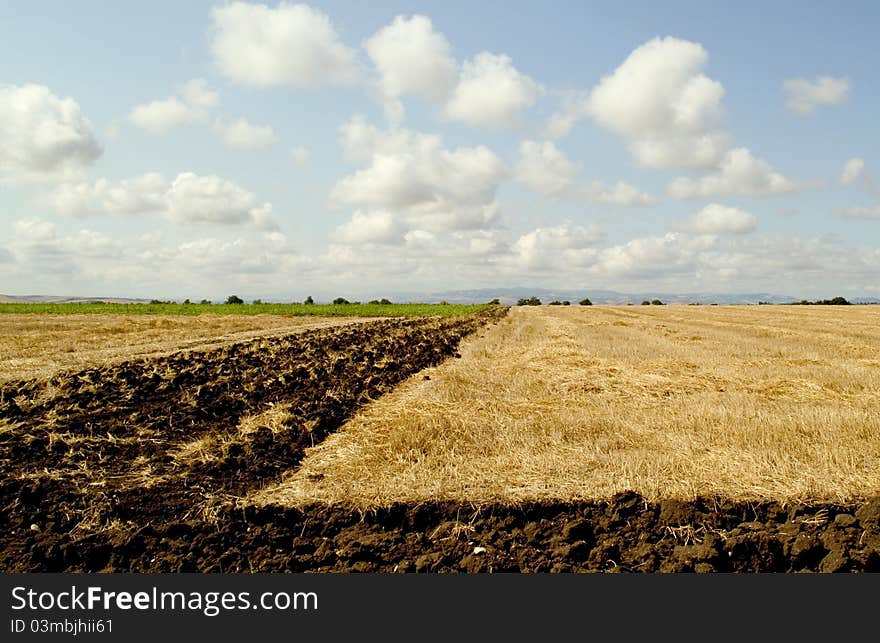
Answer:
166;173;277;229
218;118;276;149
290;146;310;165
0;84;101;179
130;98;192;132
365;14;456;122
592;232;717;278
839;158;864;186
541;91;589;139
49;173;168;216
210;1;356;87
784;76;849;114
445;52;542;128
48;172;277;230
514;140;654;206
668;147;798;199
179;79;219;111
587;37;728;169
331;117;505;235
335;210;403;244
683;203;757;234
838;157;877;195
514;140;578;195
14;217;57;242
129;78;218;133
841;205;880;219
510;222;600;270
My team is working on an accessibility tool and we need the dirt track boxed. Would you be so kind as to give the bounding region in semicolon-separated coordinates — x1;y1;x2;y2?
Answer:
2;305;878;573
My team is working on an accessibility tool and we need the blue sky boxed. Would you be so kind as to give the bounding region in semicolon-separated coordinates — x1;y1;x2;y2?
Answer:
1;1;878;300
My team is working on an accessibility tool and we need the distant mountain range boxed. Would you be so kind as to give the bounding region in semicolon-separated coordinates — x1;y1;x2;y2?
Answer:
0;294;151;304
388;287;880;306
3;290;878;306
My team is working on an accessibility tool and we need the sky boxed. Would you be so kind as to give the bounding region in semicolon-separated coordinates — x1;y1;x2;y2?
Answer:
1;0;878;301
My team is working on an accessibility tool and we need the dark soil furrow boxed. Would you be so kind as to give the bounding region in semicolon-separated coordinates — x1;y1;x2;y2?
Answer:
0;308;506;571
4;493;878;573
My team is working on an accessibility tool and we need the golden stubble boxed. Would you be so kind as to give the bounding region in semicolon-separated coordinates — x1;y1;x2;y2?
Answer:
255;305;880;509
0;314;378;383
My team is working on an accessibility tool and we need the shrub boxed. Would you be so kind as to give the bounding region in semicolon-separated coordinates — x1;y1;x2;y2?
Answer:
562;300;571;306
252;299;262;305
651;299;664;305
379;298;393;305
548;300;562;306
304;296;314;305
641;300;651;306
225;295;244;305
182;298;191;305
199;299;212;305
517;297;542;306
332;297;350;305
488;298;501;305
579;298;592;306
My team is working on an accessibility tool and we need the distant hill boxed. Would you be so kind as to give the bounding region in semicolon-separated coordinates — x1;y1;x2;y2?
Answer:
390;287;803;305
0;294;151;304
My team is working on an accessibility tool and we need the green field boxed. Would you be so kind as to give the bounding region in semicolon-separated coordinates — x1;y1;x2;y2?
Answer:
0;302;493;317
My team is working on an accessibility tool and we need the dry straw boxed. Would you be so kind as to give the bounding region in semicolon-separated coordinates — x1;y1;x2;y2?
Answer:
256;305;880;509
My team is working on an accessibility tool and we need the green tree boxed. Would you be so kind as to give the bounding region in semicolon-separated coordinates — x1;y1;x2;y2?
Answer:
304;295;314;305
225;295;244;305
651;299;664;305
579;298;592;306
641;300;651;305
332;297;350;305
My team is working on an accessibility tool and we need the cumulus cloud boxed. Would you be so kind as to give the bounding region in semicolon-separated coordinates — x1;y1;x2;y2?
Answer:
784;76;849;114
11;217;123;268
218;118;276;149
49;173;167;216
210;2;356;87
840;158;865;185
130;79;219;133
668;148;798;199
445;52;542;128
541;91;589;139
682;203;757;234
290;146;310;166
335;210;403;245
365;15;456;122
331;117;505;236
166;173;277;229
47;172;277;229
592;232;717;278
841;205;880;219
14;217;57;243
0;84;101;179
509;222;601;270
514;140;654;206
587;37;728;169
514;140;577;195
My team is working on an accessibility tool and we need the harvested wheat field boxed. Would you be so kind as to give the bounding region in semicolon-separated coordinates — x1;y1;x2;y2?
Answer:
0;314;377;384
261;305;880;507
2;305;879;573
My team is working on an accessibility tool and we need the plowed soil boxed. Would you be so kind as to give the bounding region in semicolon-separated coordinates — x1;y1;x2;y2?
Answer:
2;305;878;573
0;308;504;571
